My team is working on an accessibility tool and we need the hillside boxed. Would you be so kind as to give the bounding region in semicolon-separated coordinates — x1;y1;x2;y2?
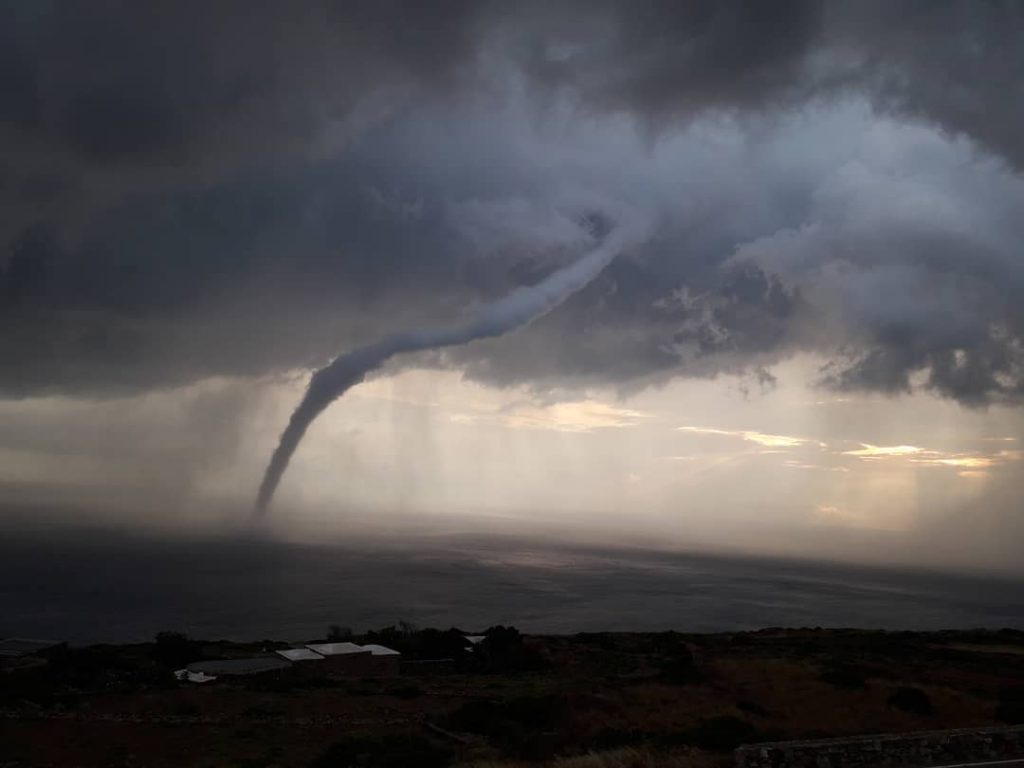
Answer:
2;627;1024;767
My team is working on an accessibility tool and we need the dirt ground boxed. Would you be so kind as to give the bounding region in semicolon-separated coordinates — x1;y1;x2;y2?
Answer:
2;628;1023;767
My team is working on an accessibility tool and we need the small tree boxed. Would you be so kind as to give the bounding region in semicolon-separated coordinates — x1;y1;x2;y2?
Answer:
398;620;419;635
887;686;933;715
477;625;545;673
996;686;1024;724
326;625;353;642
659;645;702;684
152;631;199;669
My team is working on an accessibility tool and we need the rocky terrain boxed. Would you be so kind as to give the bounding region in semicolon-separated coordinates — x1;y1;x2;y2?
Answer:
2;626;1023;767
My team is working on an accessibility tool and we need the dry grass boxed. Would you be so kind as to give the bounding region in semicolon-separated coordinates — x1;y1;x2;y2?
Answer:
941;643;1024;656
463;746;721;768
5;628;1021;766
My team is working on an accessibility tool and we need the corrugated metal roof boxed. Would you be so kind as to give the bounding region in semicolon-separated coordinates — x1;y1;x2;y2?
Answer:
361;644;401;656
187;657;291;675
306;642;370;656
276;648;324;662
305;642;401;657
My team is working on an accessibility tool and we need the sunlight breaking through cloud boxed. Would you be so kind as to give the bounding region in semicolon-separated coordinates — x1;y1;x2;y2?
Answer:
841;444;1024;478
452;399;649;433
844;444;923;458
677;426;824;448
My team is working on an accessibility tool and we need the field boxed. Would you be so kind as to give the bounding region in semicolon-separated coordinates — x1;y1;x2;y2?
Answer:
2;627;1023;767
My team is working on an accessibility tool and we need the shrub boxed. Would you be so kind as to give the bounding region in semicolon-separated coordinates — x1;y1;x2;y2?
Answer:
152;631;200;669
649;631;688;654
326;625;353;642
240;704;284;718
658;646;701;685
309;733;450;768
446;695;572;759
736;700;769;717
820;664;867;690
473;625;546;673
41;644;173;692
887;686;933;715
449;696;570;734
592;727;650;750
173;701;201;717
362;622;421;649
310;732;451;768
996;687;1024;724
359;624;467;662
483;625;523;652
388;684;422;699
408;628;468;660
668;716;760;752
573;632;617;649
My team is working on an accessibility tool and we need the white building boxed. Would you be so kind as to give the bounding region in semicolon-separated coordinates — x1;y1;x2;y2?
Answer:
305;642;401;676
276;647;325;662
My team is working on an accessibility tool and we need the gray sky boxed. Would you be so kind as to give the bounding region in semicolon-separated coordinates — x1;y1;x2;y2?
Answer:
2;1;1024;573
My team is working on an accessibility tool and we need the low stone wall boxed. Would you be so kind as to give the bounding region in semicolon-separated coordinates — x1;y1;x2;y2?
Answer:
735;724;1024;767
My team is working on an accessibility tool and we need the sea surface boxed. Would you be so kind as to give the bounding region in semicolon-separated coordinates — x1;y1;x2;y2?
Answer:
2;525;1023;644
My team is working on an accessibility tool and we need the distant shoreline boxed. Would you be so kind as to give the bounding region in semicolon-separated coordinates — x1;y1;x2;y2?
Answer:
12;625;1024;651
4;526;1023;645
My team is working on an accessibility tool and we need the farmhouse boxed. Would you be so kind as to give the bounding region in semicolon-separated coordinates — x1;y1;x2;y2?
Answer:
305;642;401;676
275;647;326;677
275;647;324;663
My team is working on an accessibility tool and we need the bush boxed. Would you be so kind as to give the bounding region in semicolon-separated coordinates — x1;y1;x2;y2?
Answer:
449;696;570;734
152;631;200;669
326;625;353;642
36;645;174;694
592;727;651;750
573;632;617;649
996;687;1024;724
473;625;546;673
388;684;422;699
648;631;688;654
483;625;523;653
658;646;701;685
359;625;468;662
362;622;422;649
173;701;201;717
671;716;760;752
310;732;451;768
820;664;867;690
240;704;284;718
736;699;769;717
446;695;572;759
407;628;468;661
887;686;933;715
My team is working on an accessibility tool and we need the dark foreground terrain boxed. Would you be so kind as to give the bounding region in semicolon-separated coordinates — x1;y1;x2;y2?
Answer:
3;626;1024;767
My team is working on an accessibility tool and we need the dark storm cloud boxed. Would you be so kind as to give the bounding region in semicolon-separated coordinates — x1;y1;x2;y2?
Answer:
0;0;482;270
520;0;826;121
0;0;488;395
0;0;478;165
829;1;1024;171
731;113;1024;405
531;1;1024;169
2;1;1024;405
448;262;808;393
